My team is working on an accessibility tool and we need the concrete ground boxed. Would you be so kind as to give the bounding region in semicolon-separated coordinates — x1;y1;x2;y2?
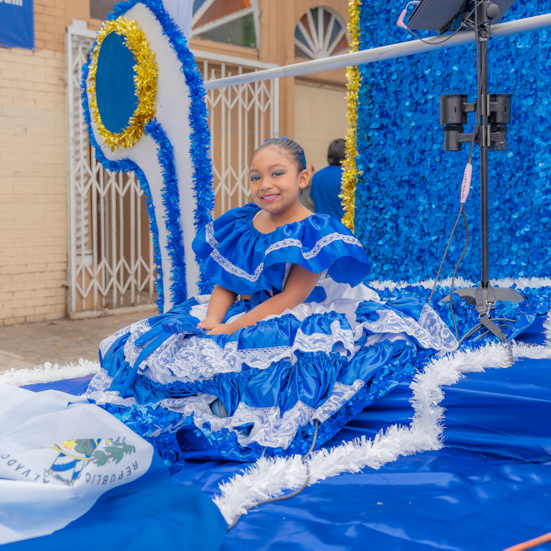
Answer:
0;308;158;372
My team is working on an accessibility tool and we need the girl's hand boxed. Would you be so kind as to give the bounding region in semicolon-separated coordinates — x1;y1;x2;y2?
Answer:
207;323;234;336
197;316;221;330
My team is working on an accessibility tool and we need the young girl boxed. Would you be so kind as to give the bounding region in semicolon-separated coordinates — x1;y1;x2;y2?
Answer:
87;138;457;466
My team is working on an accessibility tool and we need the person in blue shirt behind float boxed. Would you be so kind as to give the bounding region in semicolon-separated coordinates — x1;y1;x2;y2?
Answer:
87;137;457;468
310;138;346;220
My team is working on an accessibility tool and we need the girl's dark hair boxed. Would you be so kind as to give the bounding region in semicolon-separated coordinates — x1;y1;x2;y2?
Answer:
327;138;346;166
253;137;307;172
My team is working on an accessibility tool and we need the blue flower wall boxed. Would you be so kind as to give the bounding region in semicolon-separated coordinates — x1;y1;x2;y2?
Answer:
355;1;551;282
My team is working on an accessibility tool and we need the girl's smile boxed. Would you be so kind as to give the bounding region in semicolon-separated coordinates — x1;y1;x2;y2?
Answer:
260;193;279;202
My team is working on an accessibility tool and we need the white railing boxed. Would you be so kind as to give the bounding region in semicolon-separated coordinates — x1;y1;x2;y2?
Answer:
204;14;551;90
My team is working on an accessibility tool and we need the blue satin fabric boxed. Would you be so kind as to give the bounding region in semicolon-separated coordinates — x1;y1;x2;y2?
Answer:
100;301;423;462
356;295;424;322
192;203;371;293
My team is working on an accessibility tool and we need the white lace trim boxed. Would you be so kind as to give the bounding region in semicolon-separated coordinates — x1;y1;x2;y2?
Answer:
265;233;362;260
180;397;316;449
205;221;219;248
355;304;457;353
99;322;135;359
85;371;137;407
235;345;293;368
160;378;368;448
150;338;242;382
159;393;216;415
86;373;369;450
208;232;363;282
293;321;355;356
313;379;366;423
418;303;458;353
210;247;265;282
96;295;455;397
113;311;357;385
146;319;355;381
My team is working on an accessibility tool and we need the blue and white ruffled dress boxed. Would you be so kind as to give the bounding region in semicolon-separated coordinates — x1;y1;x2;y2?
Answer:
86;204;457;464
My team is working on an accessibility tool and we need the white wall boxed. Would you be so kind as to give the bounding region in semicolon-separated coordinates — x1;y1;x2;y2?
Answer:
293;83;348;173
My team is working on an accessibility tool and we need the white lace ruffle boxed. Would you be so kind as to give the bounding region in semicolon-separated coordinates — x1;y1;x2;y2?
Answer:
293;320;355;356
210;247;264;282
85;371;137;407
99;322;135;359
151;338;243;382
187;397;316;449
265;233;363;260
418;304;458;353
85;372;370;450
313;379;366;423
207;232;364;283
144;316;358;383
96;284;455;392
160;378;368;449
355;303;457;353
205;221;219;248
85;373;369;449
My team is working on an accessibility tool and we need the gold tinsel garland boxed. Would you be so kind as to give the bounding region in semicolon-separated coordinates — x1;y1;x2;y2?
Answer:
87;17;158;151
340;0;361;232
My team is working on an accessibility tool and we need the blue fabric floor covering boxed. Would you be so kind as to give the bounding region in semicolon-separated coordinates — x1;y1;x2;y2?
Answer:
5;452;228;551
18;316;551;550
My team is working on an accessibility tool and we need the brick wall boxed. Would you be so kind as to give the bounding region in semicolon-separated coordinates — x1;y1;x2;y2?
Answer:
0;46;68;326
0;0;91;326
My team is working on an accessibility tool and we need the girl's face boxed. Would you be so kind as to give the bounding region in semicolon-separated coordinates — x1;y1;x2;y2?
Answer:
249;146;309;216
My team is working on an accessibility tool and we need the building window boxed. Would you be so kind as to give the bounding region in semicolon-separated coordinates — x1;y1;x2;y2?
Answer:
192;0;259;49
295;6;348;60
90;0;260;49
90;0;118;20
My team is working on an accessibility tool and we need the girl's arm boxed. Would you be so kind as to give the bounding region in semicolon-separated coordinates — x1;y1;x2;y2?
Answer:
208;265;322;335
197;284;237;330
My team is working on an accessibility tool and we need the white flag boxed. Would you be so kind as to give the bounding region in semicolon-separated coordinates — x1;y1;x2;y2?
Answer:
0;384;154;545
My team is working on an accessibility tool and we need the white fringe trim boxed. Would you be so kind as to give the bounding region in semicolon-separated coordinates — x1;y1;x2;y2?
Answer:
0;360;100;387
370;277;551;291
370;277;474;291
213;315;551;524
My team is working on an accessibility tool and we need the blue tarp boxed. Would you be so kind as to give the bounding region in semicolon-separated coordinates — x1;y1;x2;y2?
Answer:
16;316;551;550
0;0;34;50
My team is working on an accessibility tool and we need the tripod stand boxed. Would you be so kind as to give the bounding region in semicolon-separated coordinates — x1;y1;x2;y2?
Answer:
439;0;524;326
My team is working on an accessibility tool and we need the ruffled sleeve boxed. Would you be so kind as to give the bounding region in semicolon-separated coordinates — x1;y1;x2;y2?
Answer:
192;203;370;295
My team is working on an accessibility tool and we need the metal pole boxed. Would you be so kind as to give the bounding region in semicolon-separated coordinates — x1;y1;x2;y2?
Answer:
204;14;551;90
479;37;490;288
66;28;77;315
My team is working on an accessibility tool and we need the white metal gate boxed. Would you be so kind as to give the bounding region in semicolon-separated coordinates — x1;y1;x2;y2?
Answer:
196;51;279;217
66;22;279;317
